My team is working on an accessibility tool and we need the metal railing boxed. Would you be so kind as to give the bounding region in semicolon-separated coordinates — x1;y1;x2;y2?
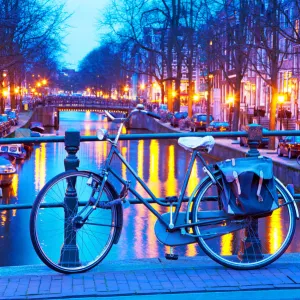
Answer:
0;126;300;212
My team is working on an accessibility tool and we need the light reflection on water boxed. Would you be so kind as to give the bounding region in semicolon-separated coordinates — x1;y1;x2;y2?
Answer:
0;111;299;267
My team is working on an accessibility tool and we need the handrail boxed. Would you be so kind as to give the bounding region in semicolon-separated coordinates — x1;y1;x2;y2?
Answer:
0;127;299;212
2;194;300;211
1;129;300;145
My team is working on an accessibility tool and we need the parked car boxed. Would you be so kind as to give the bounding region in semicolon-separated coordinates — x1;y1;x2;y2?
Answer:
170;111;188;127
159;104;168;111
6;110;19;126
240;127;269;148
207;121;230;132
0;114;11;136
277;136;300;159
191;114;214;131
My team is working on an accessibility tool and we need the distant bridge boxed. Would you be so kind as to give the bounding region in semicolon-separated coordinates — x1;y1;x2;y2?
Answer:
45;97;136;114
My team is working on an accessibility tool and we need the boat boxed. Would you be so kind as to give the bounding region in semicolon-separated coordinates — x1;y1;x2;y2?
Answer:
0;144;27;160
0;153;16;164
14;128;34;151
0;156;16;185
30;122;45;133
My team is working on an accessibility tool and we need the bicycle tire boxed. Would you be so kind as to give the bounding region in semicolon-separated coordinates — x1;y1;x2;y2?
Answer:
30;170;119;273
297;155;300;166
191;174;296;270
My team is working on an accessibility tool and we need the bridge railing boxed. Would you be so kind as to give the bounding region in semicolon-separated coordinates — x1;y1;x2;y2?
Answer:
45;96;137;108
0;126;300;212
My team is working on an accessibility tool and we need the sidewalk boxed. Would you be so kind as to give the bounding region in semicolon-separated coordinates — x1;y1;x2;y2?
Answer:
4;111;33;138
1;255;300;299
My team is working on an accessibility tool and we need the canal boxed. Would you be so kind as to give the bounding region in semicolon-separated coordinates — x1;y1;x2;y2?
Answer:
0;111;299;267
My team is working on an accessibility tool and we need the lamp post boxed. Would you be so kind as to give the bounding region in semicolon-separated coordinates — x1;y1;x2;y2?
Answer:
278;94;285;130
207;73;214;129
226;95;234;131
124;85;129;100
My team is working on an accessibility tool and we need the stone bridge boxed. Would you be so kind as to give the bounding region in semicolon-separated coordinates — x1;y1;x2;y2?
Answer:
45;96;135;114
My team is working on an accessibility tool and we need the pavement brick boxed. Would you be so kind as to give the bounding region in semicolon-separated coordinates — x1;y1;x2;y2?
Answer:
2;255;300;299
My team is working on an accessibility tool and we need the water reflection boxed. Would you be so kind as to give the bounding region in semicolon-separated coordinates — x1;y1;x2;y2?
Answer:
0;111;299;267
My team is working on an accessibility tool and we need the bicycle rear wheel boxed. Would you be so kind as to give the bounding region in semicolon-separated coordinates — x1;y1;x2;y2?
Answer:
192;175;296;269
30;170;119;273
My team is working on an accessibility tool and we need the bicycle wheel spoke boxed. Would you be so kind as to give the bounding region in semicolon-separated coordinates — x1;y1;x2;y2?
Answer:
30;171;118;273
192;174;296;269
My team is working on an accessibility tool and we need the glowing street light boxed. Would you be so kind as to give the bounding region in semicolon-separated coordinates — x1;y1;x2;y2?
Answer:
226;95;235;130
42;79;47;85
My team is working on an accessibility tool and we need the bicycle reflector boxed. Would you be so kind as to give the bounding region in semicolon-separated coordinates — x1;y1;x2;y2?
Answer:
97;129;108;140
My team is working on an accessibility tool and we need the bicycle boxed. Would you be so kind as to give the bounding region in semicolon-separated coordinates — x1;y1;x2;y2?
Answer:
30;104;298;274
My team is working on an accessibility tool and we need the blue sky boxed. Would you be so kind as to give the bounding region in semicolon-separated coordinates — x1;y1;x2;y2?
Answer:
63;0;109;70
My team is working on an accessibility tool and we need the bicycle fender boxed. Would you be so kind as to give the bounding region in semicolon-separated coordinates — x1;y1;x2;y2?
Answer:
276;178;299;219
80;170;124;244
113;203;123;244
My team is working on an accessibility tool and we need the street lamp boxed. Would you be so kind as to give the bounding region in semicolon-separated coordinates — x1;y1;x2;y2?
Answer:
124;85;129;99
139;83;145;102
278;94;285;130
226;95;234;131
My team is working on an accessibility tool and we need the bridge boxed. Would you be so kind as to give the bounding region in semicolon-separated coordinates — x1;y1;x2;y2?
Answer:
45;96;136;114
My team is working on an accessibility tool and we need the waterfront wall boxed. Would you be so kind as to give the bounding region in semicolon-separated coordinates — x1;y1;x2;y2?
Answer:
30;106;56;127
129;114;300;187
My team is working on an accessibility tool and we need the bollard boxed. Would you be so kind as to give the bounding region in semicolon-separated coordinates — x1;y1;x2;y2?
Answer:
240;123;263;262
246;123;262;157
64;129;80;171
59;129;81;267
54;109;59;131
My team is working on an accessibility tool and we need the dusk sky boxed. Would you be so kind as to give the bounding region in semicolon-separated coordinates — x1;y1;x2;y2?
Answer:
63;0;109;70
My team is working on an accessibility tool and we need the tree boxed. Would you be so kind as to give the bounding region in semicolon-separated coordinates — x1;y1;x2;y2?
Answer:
101;0;195;112
210;0;253;132
78;43;123;97
0;0;69;110
248;0;293;148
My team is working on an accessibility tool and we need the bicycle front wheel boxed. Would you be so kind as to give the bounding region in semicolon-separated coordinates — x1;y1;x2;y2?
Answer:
30;170;119;273
192;175;296;269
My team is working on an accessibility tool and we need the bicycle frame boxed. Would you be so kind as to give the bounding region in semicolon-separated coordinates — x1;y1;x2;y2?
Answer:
99;142;217;230
78;109;223;232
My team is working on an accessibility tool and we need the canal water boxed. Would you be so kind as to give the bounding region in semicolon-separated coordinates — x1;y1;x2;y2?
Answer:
0;111;300;267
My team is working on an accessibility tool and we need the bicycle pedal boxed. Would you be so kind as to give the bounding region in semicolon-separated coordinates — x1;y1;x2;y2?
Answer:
165;253;179;260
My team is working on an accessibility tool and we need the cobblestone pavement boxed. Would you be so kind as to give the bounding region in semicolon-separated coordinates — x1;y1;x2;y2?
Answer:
2;256;300;299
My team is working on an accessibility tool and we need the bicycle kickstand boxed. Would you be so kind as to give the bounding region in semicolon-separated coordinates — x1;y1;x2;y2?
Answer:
165;246;178;260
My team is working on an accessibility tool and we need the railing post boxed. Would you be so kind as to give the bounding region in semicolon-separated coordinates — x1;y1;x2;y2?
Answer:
239;123;263;262
59;129;81;267
246;123;262;157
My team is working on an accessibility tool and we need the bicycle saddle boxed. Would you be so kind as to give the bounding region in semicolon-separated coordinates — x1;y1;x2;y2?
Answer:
178;136;215;153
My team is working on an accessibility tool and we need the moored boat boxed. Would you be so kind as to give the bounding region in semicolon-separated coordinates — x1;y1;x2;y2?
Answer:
0;144;27;160
30;122;45;133
0;152;16;164
0;156;16;185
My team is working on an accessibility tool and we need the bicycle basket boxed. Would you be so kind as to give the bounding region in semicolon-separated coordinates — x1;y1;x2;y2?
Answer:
216;156;279;216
